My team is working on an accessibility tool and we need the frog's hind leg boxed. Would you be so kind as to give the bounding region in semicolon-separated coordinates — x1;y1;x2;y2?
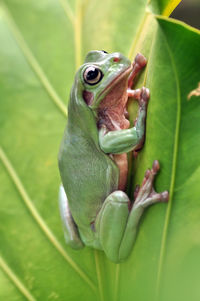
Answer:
59;185;84;249
118;161;168;258
95;161;168;263
95;191;130;262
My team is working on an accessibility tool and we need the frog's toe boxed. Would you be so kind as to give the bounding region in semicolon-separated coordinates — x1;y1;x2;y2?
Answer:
134;53;147;68
134;160;169;207
139;87;150;107
160;190;169;202
134;184;140;200
152;159;160;173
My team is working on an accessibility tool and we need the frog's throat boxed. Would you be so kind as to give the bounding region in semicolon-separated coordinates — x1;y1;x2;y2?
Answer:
91;65;132;110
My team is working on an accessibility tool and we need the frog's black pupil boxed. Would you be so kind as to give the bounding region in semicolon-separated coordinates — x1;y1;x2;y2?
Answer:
101;50;108;54
86;68;99;81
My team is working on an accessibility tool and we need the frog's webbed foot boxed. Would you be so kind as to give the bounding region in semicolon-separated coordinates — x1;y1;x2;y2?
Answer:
59;185;84;249
134;160;169;208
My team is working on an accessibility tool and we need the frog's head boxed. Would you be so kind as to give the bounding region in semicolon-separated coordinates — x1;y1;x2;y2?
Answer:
74;50;132;112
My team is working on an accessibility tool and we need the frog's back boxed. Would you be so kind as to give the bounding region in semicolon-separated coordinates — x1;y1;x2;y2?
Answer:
58;98;119;227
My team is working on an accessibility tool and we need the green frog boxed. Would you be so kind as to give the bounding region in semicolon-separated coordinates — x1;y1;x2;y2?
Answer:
58;50;168;263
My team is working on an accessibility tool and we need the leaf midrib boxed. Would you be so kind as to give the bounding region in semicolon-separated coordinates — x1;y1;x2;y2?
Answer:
113;17;157;301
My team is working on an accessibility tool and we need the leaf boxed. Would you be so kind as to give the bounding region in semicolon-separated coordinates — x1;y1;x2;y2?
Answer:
120;17;200;301
0;0;199;301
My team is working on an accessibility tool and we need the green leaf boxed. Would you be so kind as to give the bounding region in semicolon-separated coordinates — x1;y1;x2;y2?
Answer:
0;0;199;301
148;0;182;16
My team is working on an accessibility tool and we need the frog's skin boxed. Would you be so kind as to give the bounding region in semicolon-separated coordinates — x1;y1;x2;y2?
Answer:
58;50;169;263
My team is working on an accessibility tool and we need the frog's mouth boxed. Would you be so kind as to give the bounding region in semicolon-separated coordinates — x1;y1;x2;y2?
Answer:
95;65;133;106
96;65;133;131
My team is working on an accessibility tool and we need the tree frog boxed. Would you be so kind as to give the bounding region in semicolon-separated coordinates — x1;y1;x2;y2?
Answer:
58;50;168;263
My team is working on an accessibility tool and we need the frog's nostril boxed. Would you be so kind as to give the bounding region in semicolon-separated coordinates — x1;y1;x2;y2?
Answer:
113;57;120;62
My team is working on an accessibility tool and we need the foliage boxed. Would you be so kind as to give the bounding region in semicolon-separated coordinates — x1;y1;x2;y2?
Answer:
0;0;200;300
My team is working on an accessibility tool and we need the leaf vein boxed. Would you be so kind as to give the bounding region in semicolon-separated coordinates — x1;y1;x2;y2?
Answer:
1;2;67;118
94;251;104;301
74;0;82;69
115;22;156;301
58;0;75;25
113;264;120;301
0;255;37;301
127;11;151;59
0;147;96;292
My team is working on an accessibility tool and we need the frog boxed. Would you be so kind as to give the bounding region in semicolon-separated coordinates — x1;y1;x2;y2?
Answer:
58;50;169;263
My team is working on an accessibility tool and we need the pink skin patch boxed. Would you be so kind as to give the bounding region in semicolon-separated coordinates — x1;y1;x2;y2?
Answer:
97;53;148;191
83;90;94;106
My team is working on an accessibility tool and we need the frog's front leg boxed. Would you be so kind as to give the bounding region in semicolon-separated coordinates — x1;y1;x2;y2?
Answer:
95;161;168;263
99;88;149;154
127;53;148;101
59;185;84;249
128;53;147;89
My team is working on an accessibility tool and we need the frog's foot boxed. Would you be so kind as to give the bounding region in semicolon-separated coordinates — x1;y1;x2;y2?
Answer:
127;88;141;99
134;184;140;200
128;53;147;88
134;160;169;208
94;168;168;263
94;161;168;262
130;87;150;152
128;86;150;104
139;87;150;107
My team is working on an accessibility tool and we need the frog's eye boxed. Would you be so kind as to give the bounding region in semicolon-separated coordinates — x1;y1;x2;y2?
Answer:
83;66;103;85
